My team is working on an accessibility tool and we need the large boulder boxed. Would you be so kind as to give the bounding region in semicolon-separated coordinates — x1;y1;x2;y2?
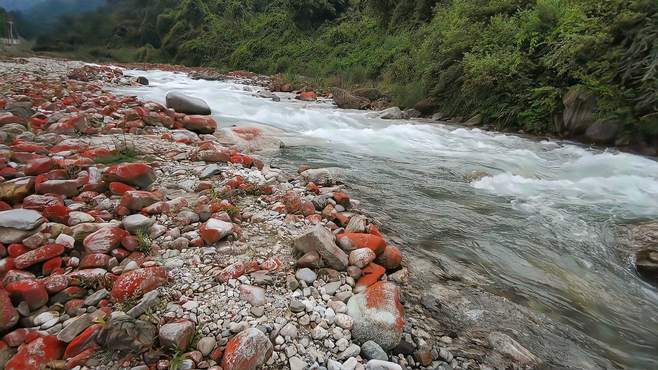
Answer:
332;88;370;110
347;281;404;350
222;328;273;370
166;92;211;115
294;225;348;271
0;209;45;244
585;120;619;145
414;97;440;116
562;86;596;135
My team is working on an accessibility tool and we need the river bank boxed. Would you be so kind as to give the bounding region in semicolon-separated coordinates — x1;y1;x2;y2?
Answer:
0;56;550;370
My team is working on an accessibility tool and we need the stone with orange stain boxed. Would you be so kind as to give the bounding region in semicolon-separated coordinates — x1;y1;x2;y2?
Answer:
355;262;386;292
232;127;261;141
336;233;386;255
347;281;404;350
4;335;64;370
110;266;167;302
182;115;217;134
101;163;156;189
221;328;272;370
376;245;402;270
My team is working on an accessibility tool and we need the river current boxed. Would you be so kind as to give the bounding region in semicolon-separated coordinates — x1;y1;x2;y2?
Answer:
116;70;658;369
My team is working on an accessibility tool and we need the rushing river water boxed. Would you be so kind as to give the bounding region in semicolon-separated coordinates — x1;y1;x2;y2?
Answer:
116;70;658;369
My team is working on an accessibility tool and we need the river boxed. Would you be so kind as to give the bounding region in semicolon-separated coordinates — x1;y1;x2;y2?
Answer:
115;70;658;369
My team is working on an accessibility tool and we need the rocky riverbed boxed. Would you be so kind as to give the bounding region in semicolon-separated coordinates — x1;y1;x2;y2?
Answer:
0;56;613;370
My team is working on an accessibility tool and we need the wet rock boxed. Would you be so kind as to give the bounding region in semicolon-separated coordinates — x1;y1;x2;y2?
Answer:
488;332;540;367
222;327;273;370
347;281;404;350
111;266;168;302
0;208;44;243
97;312;157;353
300;167;343;186
159;320;195;350
332;88;370;110
137;76;149;85
585;120;619;145
377;107;405;120
635;248;658;284
166;92;211;115
293;225;348;271
463;170;490;183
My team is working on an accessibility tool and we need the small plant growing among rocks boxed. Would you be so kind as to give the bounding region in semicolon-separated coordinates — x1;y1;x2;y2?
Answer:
136;229;153;255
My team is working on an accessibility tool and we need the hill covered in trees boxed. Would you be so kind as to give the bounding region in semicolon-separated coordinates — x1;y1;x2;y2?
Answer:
30;0;658;146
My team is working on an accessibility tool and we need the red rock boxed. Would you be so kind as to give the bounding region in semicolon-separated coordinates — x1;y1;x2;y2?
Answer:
22;194;64;211
376;245;402;270
199;219;234;245
283;190;302;214
109;182;135;195
64;299;85;316
0;201;11;211
333;191;350;207
0;289;18;332
5;279;48;310
182;115;217;134
356;263;386;292
43;274;69;294
337;233;386;255
229;153;254;168
110;266;167;302
24;158;54;176
215;261;247;283
51;286;86;304
83;227;127;254
119;190;162;211
259;258;281;271
42;204;70;224
2;270;35;286
0;113;22;125
7;244;29;258
102;163;156;189
222;328;273;370
367;224;382;237
5;335;65;370
296;91;317;101
14;244;65;269
64;346;96;368
348;281;404;350
79;253;110;269
42;257;62;276
301;201;315;216
306;182;320;194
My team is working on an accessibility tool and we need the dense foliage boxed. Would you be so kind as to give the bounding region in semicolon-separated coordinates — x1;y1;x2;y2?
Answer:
30;0;658;137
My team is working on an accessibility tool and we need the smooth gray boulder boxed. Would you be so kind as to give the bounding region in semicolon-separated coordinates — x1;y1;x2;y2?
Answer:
166;91;211;115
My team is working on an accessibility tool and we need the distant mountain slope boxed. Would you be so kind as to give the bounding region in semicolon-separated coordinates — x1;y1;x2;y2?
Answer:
0;0;46;11
10;0;105;38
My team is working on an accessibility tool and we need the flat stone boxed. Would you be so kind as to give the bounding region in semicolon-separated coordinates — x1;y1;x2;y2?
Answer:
365;360;403;370
127;290;160;318
122;214;155;234
293;225;348;271
159;320;195;350
362;340;388;361
295;268;317;284
57;313;92;343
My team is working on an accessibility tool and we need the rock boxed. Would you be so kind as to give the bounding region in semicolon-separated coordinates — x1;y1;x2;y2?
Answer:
300;168;343;186
562;86;595;135
289;356;308;370
293;225;348;271
127;290;159;318
13;243;65;269
0;177;34;205
635;248;658;284
5;279;48;310
488;332;540;367
463;170;490;183
464;114;482;126
375;246;402;270
122;214;155;234
4;335;64;370
365;360;403;370
199;218;234;244
377;107;405;120
585;120;619;145
353;87;384;101
137;76;149;85
222;328;273;370
197;336;216;356
345;215;367;233
0;289;18;331
166;92;211;115
84;288;109;306
239;285;266;306
182;115;217;134
337;233;386;255
120;190;162;211
102;163;156;189
97;312;157;353
159;320;195;350
57;313;93;343
0;209;44;243
347;281;404;350
297;251;321;268
83;227;127;254
295;268;317;284
349;248;376;269
361;340;388;361
332;88;370;110
111;266;168;302
404;108;421;118
414;97;440;116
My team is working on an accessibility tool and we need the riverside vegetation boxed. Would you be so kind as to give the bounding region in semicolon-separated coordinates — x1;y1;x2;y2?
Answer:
13;0;658;151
